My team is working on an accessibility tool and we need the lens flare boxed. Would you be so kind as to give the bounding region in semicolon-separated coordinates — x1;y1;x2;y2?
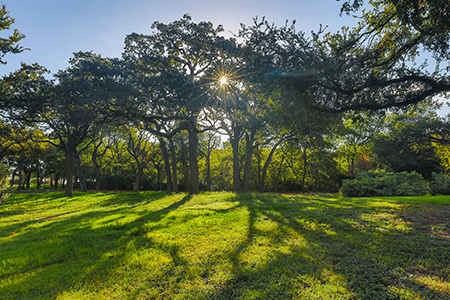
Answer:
220;76;228;85
189;63;252;109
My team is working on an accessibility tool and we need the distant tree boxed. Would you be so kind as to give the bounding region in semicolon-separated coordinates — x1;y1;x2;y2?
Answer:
1;53;129;196
372;101;444;179
148;141;164;191
124;126;154;192
89;131;113;191
41;145;65;190
198;131;221;191
104;136;134;190
336;112;384;176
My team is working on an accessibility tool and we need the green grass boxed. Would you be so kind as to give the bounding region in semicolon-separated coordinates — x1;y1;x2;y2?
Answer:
1;191;449;299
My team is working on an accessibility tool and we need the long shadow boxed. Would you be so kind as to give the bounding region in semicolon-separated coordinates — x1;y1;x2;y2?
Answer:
203;193;450;299
97;191;169;208
0;192;193;300
0;192;171;238
2;192;449;299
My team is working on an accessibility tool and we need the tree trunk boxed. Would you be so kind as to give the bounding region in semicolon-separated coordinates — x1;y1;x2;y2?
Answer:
231;125;242;193
25;171;31;189
95;168;101;191
259;139;282;193
17;163;23;190
159;137;173;193
182;141;189;191
188;128;199;194
74;150;87;192
54;174;59;190
243;132;254;193
169;138;178;193
92;154;102;191
133;168;142;192
156;166;162;190
36;165;41;189
10;169;16;188
256;150;261;187
65;147;75;197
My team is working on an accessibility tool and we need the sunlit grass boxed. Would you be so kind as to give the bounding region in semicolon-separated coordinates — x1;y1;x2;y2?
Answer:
1;192;449;299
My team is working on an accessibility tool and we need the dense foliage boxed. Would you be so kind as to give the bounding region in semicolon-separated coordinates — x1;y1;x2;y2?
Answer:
429;172;450;195
1;2;450;196
341;170;430;197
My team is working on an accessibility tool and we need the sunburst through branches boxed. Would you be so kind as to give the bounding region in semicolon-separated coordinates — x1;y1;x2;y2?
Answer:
202;63;246;107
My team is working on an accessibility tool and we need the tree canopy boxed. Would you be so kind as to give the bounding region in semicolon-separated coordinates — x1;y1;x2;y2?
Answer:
1;4;450;196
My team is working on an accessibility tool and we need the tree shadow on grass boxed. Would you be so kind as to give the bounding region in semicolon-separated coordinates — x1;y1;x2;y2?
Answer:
1;192;449;299
96;191;169;208
203;193;450;300
0;193;193;300
0;192;172;238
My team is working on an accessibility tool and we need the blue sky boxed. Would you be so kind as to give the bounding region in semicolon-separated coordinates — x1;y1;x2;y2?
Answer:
1;0;358;76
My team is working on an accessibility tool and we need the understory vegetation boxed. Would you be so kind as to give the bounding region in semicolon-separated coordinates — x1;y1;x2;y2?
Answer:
1;191;449;299
341;170;430;197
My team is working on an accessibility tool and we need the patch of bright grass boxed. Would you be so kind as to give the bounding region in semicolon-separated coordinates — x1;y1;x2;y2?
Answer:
1;192;449;299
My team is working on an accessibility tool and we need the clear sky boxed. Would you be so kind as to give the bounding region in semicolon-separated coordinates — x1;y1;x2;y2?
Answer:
1;0;358;76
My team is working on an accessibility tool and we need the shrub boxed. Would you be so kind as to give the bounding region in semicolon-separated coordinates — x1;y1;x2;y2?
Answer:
429;172;450;195
341;170;429;197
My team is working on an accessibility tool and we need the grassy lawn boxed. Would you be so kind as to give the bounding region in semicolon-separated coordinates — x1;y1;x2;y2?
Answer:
0;191;449;299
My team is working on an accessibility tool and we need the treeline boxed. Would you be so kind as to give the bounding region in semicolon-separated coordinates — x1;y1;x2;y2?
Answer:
1;1;450;197
3;99;450;195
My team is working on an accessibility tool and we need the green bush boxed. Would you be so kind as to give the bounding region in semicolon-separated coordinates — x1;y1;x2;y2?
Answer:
429;172;450;195
341;170;429;197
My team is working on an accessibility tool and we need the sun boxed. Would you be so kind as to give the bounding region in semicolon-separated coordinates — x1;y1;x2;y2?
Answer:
192;62;252;109
203;63;242;98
